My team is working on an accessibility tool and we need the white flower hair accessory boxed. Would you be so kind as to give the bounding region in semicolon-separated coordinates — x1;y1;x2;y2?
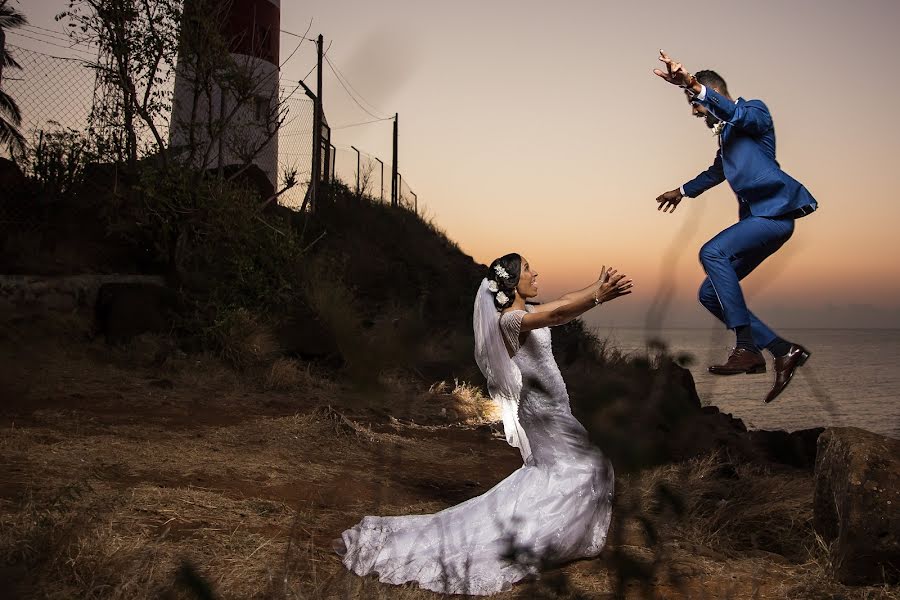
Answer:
494;265;510;279
487;280;499;293
712;121;726;136
495;291;510;306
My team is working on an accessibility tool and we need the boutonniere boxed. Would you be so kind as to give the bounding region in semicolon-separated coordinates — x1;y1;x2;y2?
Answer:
712;121;726;136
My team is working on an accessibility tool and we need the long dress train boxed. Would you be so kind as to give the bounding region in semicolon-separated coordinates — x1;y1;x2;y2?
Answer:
336;306;614;595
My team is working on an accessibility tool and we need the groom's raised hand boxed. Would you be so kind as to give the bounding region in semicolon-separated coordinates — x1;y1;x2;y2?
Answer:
653;50;693;87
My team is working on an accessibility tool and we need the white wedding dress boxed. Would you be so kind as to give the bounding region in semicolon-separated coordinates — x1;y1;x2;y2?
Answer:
336;306;614;595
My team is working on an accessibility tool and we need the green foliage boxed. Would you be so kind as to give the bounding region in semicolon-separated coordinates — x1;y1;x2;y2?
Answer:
132;165;303;324
208;307;280;369
25;126;91;196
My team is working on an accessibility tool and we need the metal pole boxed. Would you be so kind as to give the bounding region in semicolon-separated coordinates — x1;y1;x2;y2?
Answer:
330;143;336;182
391;113;398;207
374;157;383;202
311;34;324;212
323;137;331;183
397;172;402;207
350;145;361;198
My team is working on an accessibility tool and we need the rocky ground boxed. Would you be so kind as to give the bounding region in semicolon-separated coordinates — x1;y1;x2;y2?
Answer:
1;308;898;599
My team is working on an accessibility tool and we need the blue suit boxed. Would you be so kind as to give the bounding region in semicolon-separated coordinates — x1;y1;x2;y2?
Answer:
683;87;818;349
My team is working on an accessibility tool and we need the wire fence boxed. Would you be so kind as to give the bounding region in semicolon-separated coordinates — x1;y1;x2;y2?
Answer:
2;46;96;138
277;91;315;209
331;146;386;202
398;173;417;213
2;39;421;228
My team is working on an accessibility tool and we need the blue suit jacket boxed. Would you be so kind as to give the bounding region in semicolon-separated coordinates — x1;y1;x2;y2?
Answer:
682;87;818;220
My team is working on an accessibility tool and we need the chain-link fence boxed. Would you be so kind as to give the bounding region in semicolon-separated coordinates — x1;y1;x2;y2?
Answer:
2;45;96;139
277;91;315;209
330;146;387;202
1;45;96;236
2;43;422;219
398;172;417;213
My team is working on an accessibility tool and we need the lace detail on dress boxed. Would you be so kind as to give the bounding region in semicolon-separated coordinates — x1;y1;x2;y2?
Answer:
499;309;526;355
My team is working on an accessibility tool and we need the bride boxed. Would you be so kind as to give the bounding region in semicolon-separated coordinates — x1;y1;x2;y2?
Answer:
334;253;633;595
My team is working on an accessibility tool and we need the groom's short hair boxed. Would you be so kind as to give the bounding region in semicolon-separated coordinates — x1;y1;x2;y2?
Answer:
695;70;728;95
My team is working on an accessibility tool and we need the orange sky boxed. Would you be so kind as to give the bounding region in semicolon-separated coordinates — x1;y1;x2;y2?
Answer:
17;0;900;327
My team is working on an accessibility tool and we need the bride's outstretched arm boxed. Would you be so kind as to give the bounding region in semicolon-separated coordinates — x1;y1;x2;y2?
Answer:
520;267;632;332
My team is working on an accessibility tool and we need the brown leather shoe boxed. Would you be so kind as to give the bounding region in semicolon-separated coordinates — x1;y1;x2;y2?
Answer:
764;344;811;403
708;347;767;375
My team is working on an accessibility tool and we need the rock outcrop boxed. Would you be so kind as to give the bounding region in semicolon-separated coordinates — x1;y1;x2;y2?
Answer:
0;274;166;315
814;427;900;585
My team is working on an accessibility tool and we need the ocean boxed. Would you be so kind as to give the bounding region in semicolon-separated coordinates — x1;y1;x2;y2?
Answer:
595;327;900;439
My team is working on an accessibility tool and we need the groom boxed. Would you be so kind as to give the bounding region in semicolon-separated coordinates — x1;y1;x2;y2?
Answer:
652;50;817;403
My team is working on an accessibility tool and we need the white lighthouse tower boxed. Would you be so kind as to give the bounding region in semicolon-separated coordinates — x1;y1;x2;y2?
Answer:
169;0;281;188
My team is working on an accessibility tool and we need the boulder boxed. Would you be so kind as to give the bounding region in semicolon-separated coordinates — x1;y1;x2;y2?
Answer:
95;282;179;343
813;427;900;585
748;427;824;469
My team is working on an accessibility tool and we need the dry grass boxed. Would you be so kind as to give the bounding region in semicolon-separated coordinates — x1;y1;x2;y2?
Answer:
120;332;179;367
2;318;898;600
300;257;362;361
610;453;900;600
264;358;337;395
421;380;501;424
214;308;282;369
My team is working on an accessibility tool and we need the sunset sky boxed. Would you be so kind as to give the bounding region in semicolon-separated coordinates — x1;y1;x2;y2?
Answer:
14;0;900;328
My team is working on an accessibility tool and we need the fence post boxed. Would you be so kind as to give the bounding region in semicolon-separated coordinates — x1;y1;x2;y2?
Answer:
330;143;336;182
323;140;331;183
351;145;360;198
374;157;383;202
310;33;324;212
391;112;398;207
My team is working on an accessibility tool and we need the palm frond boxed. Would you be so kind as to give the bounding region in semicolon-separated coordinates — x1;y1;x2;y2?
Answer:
0;88;21;125
0;2;28;31
2;50;22;70
0;113;25;156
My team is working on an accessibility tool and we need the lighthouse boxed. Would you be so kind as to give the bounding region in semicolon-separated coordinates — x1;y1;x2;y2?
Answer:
169;0;281;188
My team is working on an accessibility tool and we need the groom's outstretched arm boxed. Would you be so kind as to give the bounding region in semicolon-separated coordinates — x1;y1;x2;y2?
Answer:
682;150;725;198
696;87;773;136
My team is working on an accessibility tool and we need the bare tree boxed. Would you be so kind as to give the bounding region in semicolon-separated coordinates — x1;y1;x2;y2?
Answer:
59;0;180;169
57;0;291;190
358;156;376;200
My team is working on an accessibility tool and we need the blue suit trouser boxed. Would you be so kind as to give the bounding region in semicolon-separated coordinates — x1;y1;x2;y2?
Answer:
697;215;795;349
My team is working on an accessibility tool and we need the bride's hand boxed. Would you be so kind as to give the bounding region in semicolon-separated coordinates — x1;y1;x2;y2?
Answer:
596;266;633;304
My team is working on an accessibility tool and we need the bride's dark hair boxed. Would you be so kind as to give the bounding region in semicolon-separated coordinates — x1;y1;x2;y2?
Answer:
488;253;522;310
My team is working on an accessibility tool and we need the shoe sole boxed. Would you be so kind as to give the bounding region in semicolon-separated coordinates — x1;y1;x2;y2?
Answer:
708;364;767;375
764;350;811;403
